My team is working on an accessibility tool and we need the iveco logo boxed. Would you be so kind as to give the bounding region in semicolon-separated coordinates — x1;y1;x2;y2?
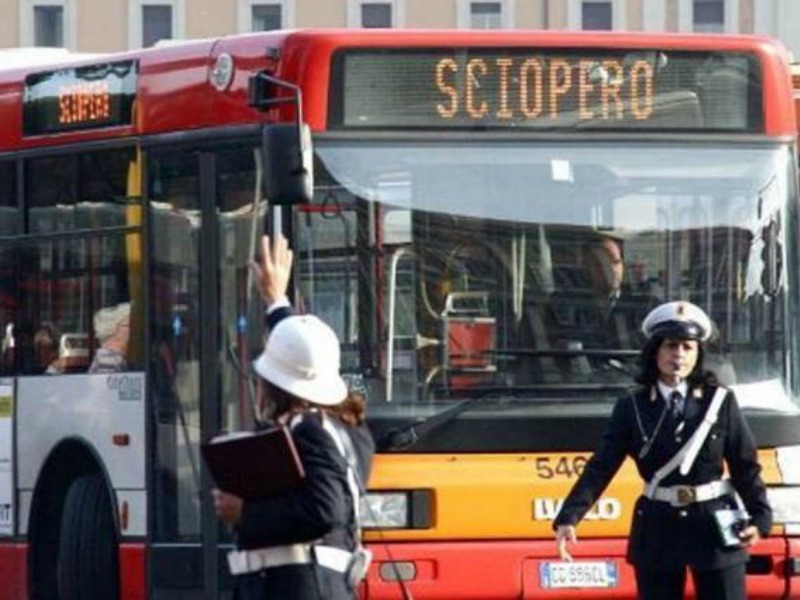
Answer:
532;498;622;521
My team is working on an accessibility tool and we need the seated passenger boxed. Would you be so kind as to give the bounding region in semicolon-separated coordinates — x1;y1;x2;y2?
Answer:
89;302;131;373
34;321;65;374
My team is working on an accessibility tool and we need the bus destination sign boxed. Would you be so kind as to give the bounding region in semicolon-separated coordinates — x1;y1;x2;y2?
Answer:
332;49;761;132
23;60;138;136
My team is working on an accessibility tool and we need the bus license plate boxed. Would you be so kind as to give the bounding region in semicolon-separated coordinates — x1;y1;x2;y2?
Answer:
539;561;618;589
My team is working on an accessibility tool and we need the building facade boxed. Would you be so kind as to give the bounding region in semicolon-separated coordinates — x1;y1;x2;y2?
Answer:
1;0;799;61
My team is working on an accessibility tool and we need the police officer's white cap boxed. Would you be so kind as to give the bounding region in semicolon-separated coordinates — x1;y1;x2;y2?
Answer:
253;315;347;406
641;301;713;342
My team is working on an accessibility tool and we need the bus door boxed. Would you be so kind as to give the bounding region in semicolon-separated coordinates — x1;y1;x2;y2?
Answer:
147;140;266;598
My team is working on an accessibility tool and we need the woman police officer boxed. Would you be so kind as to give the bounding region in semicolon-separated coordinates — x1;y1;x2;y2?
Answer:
553;300;771;600
213;235;374;600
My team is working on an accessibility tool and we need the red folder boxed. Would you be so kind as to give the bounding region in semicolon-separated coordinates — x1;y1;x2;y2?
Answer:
201;427;305;500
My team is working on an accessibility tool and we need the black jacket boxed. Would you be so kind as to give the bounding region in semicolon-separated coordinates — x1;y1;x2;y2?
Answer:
553;384;772;572
231;306;375;599
543;286;657;352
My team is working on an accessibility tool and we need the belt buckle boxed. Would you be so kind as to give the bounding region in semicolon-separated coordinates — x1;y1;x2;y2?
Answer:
676;486;696;505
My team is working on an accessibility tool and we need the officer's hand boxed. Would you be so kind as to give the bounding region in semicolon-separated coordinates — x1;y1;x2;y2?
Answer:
555;525;577;562
250;234;293;306
213;489;244;527
738;524;760;548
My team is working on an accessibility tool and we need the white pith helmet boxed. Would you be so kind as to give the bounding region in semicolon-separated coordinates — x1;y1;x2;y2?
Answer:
253;315;347;406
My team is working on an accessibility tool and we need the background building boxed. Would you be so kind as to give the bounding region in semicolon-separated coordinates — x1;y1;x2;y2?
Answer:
1;0;799;61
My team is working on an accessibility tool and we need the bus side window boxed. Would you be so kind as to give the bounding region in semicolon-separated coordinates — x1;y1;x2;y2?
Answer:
13;149;142;376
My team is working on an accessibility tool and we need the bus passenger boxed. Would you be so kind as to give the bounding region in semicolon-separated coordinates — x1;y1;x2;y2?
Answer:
89;302;131;373
553;300;771;600
213;234;374;600
34;321;65;374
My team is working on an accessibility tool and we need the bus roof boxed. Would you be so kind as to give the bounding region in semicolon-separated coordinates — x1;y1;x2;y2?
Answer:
0;47;106;72
0;29;794;153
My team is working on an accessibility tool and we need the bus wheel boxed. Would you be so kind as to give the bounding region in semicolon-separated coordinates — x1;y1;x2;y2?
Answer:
57;473;120;600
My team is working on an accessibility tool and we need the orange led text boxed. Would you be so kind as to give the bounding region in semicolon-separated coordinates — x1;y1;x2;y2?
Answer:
58;81;111;125
435;56;654;122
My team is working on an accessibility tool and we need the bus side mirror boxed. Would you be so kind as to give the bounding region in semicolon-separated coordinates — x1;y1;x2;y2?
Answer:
262;123;314;205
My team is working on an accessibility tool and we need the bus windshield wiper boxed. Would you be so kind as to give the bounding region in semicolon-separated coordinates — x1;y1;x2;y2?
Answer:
378;396;485;451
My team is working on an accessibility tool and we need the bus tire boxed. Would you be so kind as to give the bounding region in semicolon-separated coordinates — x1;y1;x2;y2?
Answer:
57;473;119;600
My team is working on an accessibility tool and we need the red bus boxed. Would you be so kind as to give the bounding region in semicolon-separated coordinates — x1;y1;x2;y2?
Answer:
1;29;799;599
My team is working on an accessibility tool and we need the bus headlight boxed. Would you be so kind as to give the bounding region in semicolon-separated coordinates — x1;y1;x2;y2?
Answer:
361;490;432;530
766;487;800;524
362;492;408;529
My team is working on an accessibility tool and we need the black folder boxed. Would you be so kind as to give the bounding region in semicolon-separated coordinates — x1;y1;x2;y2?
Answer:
201;427;305;500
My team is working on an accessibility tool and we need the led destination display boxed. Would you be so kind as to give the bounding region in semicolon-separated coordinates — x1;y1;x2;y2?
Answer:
332;48;761;131
23;60;138;136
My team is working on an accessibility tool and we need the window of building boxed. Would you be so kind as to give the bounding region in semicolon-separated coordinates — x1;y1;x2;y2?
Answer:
347;0;402;28
142;4;173;47
240;0;293;31
251;3;282;30
129;0;184;48
470;2;502;29
693;0;724;32
33;5;64;47
20;0;73;48
568;0;623;30
582;1;612;30
361;2;392;27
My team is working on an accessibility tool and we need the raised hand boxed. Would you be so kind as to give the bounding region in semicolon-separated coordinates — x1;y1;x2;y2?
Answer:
250;234;294;307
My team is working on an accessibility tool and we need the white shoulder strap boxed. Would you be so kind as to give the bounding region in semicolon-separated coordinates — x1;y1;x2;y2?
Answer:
679;386;727;475
320;415;363;532
645;386;727;493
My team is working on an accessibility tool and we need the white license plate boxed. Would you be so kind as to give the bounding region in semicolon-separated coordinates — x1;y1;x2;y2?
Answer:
539;561;619;589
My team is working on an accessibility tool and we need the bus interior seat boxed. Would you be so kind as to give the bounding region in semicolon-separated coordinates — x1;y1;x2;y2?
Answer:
59;333;91;372
440;291;496;390
522;304;562;384
696;63;750;130
646;90;703;129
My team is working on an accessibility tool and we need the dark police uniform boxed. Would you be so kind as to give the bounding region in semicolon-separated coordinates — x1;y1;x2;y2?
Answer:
231;412;374;600
228;305;375;600
553;383;772;600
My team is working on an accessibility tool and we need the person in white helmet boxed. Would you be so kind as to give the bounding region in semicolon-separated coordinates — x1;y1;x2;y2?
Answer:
213;234;374;600
552;300;771;600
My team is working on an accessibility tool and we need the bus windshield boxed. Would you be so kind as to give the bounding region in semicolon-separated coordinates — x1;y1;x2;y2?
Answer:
298;139;798;418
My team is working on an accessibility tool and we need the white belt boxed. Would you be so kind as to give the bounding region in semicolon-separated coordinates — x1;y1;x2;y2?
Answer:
228;544;353;576
644;479;734;507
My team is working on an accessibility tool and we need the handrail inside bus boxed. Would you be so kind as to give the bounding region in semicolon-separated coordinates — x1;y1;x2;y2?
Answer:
386;245;415;402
